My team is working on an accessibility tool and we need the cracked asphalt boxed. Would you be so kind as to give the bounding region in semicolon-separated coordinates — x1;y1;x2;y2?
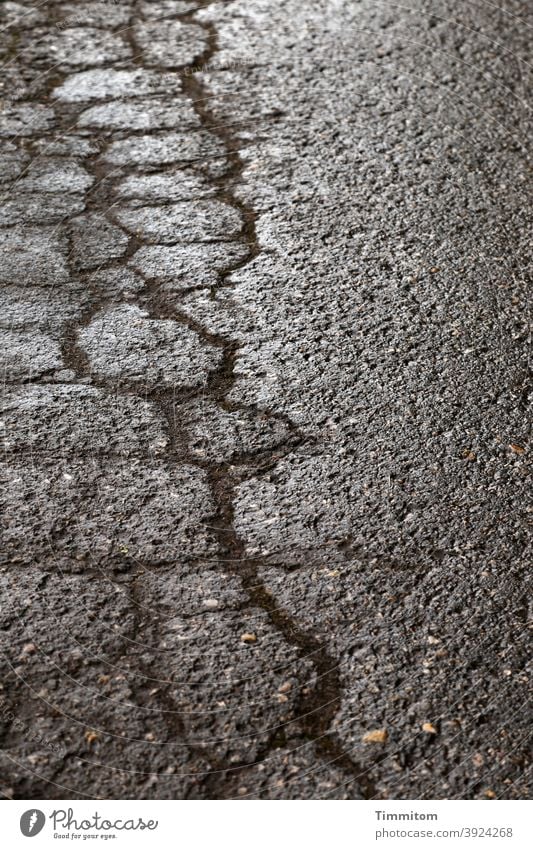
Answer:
0;0;531;800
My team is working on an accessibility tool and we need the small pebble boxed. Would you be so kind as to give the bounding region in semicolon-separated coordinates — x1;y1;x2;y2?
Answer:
362;729;388;744
240;633;257;643
84;730;99;746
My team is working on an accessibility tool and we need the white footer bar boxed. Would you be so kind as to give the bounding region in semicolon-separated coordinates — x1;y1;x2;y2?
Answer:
5;799;531;849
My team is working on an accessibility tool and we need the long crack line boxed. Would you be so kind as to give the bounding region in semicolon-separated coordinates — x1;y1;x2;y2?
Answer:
5;0;375;799
170;1;377;799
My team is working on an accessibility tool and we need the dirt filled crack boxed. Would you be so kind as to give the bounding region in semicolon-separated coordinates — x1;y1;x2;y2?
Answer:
3;0;375;799
168;2;377;799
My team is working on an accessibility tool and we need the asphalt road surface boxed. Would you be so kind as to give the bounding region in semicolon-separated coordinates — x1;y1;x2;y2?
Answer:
0;0;531;800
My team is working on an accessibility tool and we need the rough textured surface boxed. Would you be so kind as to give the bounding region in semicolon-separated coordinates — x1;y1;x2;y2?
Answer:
78;304;223;388
0;0;530;802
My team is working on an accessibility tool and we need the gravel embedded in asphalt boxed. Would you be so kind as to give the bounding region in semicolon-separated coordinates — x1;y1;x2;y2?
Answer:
0;0;530;800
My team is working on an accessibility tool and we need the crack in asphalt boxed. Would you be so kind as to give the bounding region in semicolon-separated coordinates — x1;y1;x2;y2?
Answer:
2;0;529;802
6;0;376;798
151;2;377;798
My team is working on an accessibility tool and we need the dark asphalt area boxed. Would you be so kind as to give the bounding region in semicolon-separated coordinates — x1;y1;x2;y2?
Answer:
0;0;531;799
